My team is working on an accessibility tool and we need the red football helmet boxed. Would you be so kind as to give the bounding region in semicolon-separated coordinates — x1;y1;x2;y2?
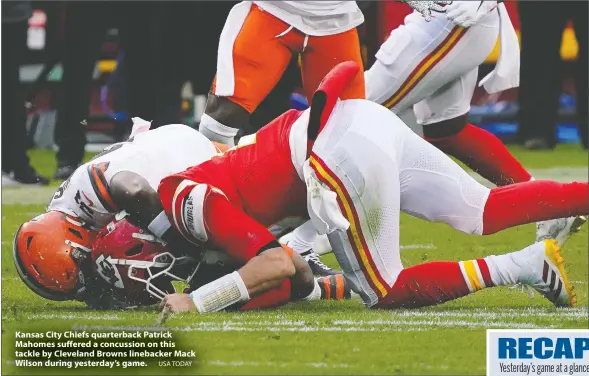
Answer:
91;217;200;306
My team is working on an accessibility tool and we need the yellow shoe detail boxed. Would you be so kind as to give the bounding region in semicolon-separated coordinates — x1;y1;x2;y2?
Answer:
543;239;576;307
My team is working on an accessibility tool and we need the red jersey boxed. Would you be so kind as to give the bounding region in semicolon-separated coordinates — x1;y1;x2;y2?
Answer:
158;109;310;263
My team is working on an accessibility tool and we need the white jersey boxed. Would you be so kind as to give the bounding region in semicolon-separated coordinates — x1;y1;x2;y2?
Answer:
253;1;364;36
47;124;218;229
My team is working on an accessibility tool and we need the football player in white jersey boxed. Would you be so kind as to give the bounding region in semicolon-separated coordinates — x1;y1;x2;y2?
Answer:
198;0;450;146
365;1;527;189
12;119;225;306
13;118;317;309
285;1;586;263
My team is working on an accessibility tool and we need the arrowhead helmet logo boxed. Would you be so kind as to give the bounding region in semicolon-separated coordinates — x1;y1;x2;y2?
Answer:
95;254;124;289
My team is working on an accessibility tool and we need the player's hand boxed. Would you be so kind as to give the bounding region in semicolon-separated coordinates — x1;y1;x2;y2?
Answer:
160;293;197;314
446;1;498;28
401;1;452;22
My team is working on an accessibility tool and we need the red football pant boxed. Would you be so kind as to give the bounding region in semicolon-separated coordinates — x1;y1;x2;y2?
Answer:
426;124;532;186
239;280;291;311
482;180;589;235
375;259;493;309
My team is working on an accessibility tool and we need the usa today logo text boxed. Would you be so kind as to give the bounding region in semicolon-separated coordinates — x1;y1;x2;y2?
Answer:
487;330;589;376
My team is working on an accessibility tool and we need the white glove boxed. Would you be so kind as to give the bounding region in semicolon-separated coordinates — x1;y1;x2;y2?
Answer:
446;1;498;28
401;1;452;22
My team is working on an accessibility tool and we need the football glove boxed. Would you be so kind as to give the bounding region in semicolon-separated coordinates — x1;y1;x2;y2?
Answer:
446;1;498;28
400;1;452;22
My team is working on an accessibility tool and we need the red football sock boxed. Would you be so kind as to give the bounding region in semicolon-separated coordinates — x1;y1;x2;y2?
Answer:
239;280;292;311
426;124;532;186
482;180;589;235
375;259;494;309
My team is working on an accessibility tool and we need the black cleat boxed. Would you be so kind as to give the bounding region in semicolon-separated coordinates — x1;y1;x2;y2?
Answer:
10;167;50;186
301;250;339;276
316;274;352;301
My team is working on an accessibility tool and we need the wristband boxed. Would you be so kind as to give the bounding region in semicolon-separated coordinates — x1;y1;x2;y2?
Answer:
189;271;250;313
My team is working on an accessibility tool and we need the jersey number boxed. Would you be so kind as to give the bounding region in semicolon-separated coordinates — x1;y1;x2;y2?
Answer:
52;177;71;201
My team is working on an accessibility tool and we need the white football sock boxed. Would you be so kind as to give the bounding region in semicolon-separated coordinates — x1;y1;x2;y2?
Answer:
199;113;238;146
302;279;322;301
289;221;319;255
483;242;540;286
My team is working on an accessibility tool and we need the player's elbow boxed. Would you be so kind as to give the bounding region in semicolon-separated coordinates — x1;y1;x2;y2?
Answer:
110;172;160;212
289;252;315;300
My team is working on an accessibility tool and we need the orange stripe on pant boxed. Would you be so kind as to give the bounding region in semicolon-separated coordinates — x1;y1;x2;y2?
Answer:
335;274;345;300
382;26;467;109
323;277;332;300
309;153;389;298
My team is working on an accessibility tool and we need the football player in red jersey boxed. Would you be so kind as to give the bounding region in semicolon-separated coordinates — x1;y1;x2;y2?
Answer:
89;216;353;310
12;121;224;308
158;62;587;314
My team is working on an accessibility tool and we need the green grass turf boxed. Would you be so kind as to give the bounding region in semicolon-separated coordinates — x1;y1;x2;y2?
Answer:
1;146;587;375
25;150;97;187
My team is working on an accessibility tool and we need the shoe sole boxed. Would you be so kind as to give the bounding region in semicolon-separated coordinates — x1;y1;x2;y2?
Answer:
570;215;588;234
544;239;577;307
557;215;588;246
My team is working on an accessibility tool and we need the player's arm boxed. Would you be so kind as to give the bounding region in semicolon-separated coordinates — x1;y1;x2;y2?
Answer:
161;248;314;314
194;188;301;296
204;191;314;298
108;171;187;247
158;181;314;313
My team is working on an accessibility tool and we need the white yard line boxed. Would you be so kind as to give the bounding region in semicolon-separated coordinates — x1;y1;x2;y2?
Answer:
73;316;555;333
195;359;453;371
36;306;585;331
27;313;123;321
400;244;436;250
196;360;351;369
2;186;56;205
195;321;544;330
393;307;588;320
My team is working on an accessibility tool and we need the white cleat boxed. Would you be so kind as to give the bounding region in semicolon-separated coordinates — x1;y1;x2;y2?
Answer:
536;216;588;247
517;239;576;308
